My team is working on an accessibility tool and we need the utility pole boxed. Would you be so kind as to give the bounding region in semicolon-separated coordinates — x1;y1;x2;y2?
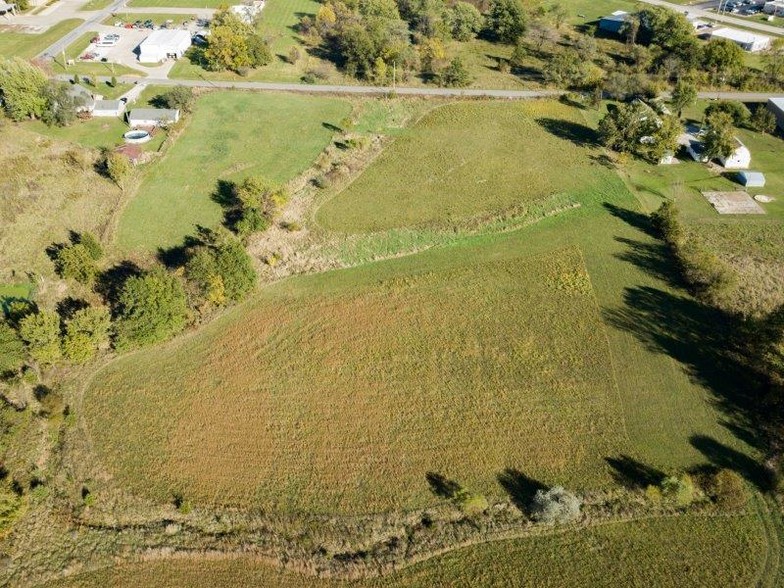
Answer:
62;48;67;70
392;61;396;91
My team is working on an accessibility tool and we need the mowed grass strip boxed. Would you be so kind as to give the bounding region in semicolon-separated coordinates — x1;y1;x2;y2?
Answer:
85;244;624;513
51;513;767;587
0;19;82;59
315;101;602;233
115;91;350;252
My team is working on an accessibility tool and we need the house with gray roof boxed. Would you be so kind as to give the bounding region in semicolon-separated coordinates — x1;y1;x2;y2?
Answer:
93;99;126;118
127;108;180;127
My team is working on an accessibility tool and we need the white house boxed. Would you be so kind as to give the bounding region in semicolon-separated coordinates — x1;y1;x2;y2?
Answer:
768;97;784;131
738;171;766;187
138;29;191;63
719;138;751;169
230;0;264;24
127;108;180;127
93;99;125;117
709;27;771;52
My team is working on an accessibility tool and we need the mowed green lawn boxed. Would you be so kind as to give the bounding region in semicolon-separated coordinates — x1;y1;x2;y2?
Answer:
316;101;602;233
86;101;753;514
50;514;770;587
0;19;82;59
115;91;350;252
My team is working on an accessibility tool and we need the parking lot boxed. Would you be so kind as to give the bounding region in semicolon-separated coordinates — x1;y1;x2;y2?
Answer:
75;16;206;75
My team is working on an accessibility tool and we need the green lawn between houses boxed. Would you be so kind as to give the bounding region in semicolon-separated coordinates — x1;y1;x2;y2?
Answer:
114;91;350;252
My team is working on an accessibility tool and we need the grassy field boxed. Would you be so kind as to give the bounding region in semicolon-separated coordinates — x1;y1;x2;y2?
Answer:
316;101;603;233
51;514;770;587
0;19;82;59
86;100;752;514
115;91;350;252
0;124;123;276
50;31;145;77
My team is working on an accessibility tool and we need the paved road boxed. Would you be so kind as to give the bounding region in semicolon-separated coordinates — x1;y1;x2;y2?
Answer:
638;0;784;36
36;0;129;59
62;74;784;101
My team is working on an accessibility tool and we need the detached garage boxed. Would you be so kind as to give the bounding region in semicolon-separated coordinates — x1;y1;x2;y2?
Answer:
138;29;191;63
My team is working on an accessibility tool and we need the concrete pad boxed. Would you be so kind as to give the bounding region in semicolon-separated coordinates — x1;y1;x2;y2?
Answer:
702;191;766;214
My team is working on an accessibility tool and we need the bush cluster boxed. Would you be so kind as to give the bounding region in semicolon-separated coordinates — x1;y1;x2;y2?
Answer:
530;486;581;523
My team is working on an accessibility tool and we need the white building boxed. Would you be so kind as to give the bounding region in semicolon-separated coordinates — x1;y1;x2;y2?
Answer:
138;29;191;63
764;1;784;17
93;99;125;117
230;0;264;24
768;97;784;131
738;171;766;187
127;108;180;127
709;27;771;52
719;138;751;169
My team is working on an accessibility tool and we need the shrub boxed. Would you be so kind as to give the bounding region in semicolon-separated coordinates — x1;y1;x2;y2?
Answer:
63;305;111;363
18;310;61;364
0;57;47;121
114;268;189;350
62;149;92;171
660;474;696;507
644;484;663;505
104;151;132;189
54;243;98;285
710;469;747;510
750;106;776;134
0;321;26;376
160;86;195;113
704;100;750;127
530;486;581;523
454;489;489;516
77;232;103;261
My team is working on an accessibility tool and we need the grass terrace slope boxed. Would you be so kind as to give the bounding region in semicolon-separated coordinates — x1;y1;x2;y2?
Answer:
52;513;769;587
115;91;350;252
316;101;601;233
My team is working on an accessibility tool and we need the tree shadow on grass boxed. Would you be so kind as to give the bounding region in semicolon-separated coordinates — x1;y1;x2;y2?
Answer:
497;468;547;514
536;117;598;147
425;472;461;499
210;179;241;233
95;260;142;312
602;203;659;238
605;454;665;489
613;237;682;288
604;286;767;455
690;435;772;491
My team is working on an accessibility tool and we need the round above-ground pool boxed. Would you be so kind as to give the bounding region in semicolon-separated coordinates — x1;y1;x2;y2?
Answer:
123;130;151;144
